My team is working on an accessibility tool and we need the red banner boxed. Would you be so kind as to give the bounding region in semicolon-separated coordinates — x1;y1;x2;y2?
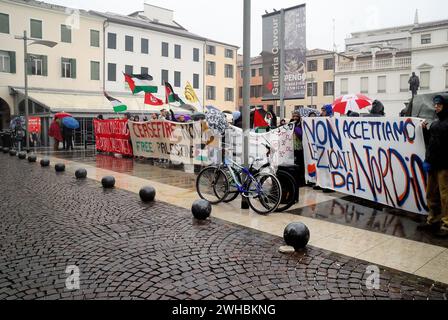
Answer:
93;119;133;156
28;117;41;133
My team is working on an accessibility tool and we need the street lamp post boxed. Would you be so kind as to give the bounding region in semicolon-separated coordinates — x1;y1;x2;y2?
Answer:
15;31;57;151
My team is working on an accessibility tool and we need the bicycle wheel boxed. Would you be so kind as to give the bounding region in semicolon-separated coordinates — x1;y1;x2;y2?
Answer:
222;168;240;203
275;170;298;213
196;166;229;205
247;173;282;215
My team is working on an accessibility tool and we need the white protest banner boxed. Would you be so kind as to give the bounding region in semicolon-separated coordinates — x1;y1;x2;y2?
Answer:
224;124;295;169
129;120;220;165
302;117;428;215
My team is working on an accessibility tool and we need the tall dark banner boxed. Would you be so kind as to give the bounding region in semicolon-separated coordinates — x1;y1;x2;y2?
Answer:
262;4;306;101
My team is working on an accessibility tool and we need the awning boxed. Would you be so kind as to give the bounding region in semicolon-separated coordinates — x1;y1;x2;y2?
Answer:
10;88;192;117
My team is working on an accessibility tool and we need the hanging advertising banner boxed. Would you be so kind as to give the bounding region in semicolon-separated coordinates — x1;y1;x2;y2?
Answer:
93;119;133;156
302;117;428;215
262;4;306;101
129;120;220;166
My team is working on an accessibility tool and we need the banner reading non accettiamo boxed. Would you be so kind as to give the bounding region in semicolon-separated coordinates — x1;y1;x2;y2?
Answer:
302;117;428;215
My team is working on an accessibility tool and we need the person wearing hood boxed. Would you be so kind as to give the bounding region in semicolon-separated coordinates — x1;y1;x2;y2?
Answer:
367;100;386;117
321;104;334;117
420;95;448;237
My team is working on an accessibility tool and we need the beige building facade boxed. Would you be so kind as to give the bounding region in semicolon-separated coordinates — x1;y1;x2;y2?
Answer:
0;0;105;129
204;40;238;111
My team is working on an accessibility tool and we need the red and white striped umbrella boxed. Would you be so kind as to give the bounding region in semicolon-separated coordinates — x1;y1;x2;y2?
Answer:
332;94;373;115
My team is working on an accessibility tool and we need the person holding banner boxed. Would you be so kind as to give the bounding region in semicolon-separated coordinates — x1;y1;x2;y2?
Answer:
290;112;305;187
421;95;448;237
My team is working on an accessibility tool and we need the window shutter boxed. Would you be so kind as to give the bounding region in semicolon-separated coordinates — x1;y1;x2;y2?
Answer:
42;55;48;76
9;51;16;73
71;59;76;79
61;57;66;77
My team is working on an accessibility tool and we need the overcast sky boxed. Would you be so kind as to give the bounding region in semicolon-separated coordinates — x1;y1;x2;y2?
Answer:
47;0;447;55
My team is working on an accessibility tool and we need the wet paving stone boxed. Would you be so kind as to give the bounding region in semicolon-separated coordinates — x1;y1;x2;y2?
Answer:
0;154;447;300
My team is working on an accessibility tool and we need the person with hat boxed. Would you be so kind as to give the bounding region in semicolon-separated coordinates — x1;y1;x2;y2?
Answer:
420;95;448;237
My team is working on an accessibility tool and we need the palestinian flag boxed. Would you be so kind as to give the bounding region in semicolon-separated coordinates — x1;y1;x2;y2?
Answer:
254;109;269;129
165;82;185;104
104;92;127;113
124;73;158;94
144;92;164;106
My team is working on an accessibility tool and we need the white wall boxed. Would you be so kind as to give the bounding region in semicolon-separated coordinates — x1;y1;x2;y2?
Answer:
412;28;448;93
335;70;412;116
105;22;204;103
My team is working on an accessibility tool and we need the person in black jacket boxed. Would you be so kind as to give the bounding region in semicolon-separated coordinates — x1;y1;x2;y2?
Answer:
367;100;385;117
419;95;448;237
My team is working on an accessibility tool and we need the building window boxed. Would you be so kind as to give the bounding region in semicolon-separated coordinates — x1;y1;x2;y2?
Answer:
90;61;100;80
360;77;369;94
193;73;199;89
0;13;9;34
61;25;71;43
90;30;100;47
207;45;216;55
161;69;168;85
400;74;409;92
324;58;334;70
323;81;334;96
108;33;117;49
240;70;244;78
141;38;149;54
206;61;216;76
250;85;262;98
61;58;76;78
239;87;243;99
125;65;133;76
420;71;430;89
0;51;11;73
174;44;181;59
162;42;169;57
27;54;47;76
108;63;116;81
307;60;318;72
251;69;256;77
125;36;134;52
377;76;386;93
206;86;216;100
421;34;431;45
225;88;234;102
174;71;181;87
259;68;263;77
225;64;234;78
193;48;200;62
340;78;348;94
141;67;149;75
30;19;42;39
307;83;318;97
225;49;234;59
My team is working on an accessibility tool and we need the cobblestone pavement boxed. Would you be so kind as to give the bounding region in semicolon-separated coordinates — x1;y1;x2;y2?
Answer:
0;154;447;300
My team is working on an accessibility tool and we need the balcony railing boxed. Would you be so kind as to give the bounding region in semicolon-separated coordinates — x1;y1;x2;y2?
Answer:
336;57;411;72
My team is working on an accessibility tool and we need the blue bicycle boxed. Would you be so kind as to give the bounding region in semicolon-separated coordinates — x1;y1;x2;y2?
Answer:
196;157;282;215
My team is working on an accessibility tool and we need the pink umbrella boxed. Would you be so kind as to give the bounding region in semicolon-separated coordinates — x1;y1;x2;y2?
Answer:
332;94;372;115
